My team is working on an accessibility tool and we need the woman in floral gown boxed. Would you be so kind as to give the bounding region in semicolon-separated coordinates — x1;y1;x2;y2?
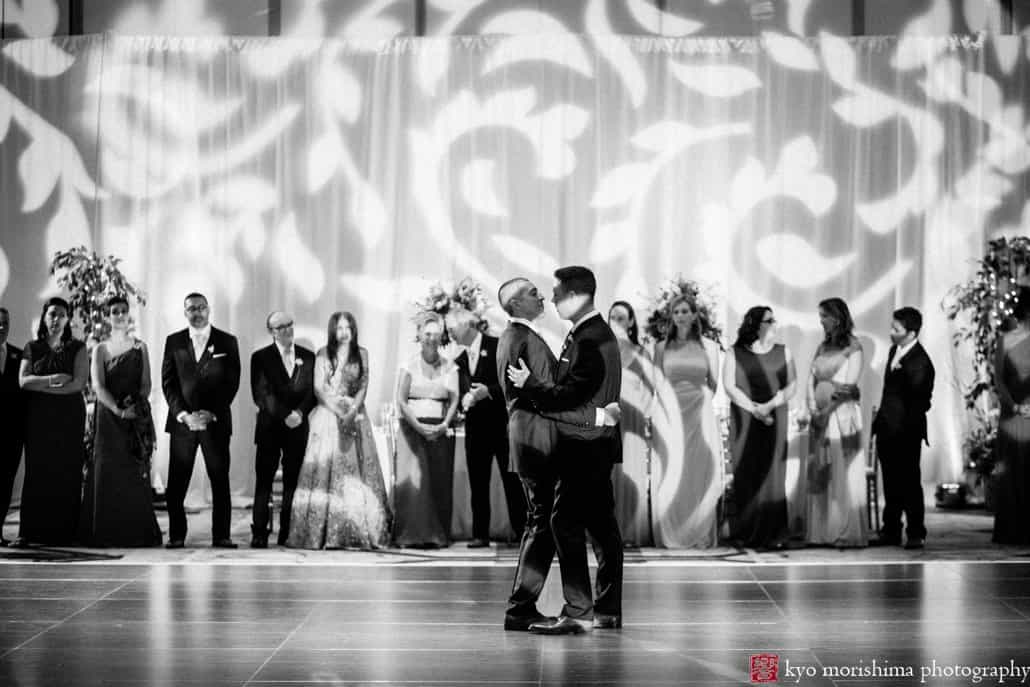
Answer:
287;312;391;549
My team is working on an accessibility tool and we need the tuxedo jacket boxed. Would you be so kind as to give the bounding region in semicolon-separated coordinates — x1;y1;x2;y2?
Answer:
873;341;935;442
497;322;598;476
0;343;24;435
161;327;241;435
250;343;316;445
454;334;507;436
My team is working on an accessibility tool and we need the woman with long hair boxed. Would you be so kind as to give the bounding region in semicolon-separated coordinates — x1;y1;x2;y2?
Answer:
288;311;391;549
15;297;88;546
392;312;460;548
993;286;1030;545
722;306;796;550
651;295;722;548
607;301;652;546
79;296;161;546
804;297;867;547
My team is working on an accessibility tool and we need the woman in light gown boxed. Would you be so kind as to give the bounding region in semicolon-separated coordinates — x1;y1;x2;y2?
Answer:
723;306;796;550
804;297;867;548
652;295;722;549
288;312;391;549
993;286;1030;546
607;301;653;547
392;313;460;548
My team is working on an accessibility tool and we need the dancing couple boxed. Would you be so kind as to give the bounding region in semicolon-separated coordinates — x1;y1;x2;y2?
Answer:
496;266;624;635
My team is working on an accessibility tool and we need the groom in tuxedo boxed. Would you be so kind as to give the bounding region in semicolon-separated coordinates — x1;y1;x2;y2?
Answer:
872;306;935;549
0;308;24;546
249;311;315;548
497;278;619;631
508;266;624;635
161;293;241;548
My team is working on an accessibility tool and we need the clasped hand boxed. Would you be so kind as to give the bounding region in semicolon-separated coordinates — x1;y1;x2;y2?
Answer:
184;410;214;431
461;382;489;411
506;359;531;388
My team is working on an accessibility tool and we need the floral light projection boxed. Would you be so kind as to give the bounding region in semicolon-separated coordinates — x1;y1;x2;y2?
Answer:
1;0;1029;500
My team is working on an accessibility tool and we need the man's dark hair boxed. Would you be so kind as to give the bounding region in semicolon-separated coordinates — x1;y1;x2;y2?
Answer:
892;306;923;335
184;292;208;306
554;266;596;298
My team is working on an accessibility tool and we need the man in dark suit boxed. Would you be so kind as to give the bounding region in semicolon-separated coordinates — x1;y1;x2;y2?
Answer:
496;277;619;631
161;293;241;549
446;307;526;547
249;311;315;548
508;266;624;635
0;308;24;546
872;306;935;550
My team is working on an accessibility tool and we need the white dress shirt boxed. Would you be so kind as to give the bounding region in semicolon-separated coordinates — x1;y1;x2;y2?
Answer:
890;338;918;371
276;341;296;377
465;332;482;376
189;324;212;362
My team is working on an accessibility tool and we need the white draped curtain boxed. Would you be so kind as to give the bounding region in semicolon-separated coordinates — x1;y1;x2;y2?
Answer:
2;31;1028;499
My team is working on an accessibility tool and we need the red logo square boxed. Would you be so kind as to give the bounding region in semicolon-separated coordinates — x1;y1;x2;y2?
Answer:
750;653;779;683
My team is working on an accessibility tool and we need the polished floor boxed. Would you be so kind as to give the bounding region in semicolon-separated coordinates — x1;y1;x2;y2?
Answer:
0;559;1029;686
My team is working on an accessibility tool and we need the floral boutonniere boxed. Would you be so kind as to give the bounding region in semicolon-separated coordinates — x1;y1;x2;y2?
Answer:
479;350;488;358
207;345;215;355
295;359;303;367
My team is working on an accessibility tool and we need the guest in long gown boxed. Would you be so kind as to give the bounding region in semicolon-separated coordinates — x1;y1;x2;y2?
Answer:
803;297;867;548
607;301;653;546
15;297;88;547
722;306;796;550
393;312;459;548
78;296;162;547
288;312;391;549
652;295;722;548
993;286;1030;545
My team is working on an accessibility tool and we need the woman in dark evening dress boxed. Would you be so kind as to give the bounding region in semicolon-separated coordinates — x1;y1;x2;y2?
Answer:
288;311;392;549
392;312;459;548
993;287;1030;546
15;297;88;547
78;296;161;547
722;306;796;550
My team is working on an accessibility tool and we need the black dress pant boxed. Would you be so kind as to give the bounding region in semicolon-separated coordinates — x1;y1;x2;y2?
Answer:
167;426;232;542
0;430;24;534
466;423;527;541
507;469;557;617
252;425;307;541
551;438;623;620
876;431;926;541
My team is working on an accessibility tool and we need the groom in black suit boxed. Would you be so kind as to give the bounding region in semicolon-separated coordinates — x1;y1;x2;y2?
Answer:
0;308;24;546
249;311;315;548
446;307;526;547
509;266;624;635
872;306;935;549
161;293;241;548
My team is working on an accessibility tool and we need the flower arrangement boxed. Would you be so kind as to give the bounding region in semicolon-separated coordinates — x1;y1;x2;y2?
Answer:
643;276;722;346
413;277;489;345
49;246;147;342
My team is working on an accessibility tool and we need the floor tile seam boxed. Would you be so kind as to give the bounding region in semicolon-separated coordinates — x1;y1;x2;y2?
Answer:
999;599;1030;620
242;608;317;687
0;577;138;660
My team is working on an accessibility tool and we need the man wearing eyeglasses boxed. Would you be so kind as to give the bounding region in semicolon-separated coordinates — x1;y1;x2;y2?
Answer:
249;312;315;548
161;293;241;549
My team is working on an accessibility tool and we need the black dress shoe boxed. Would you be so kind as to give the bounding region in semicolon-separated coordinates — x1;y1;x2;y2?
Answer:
869;536;901;547
212;539;238;549
593;614;622;629
904;538;925;550
165;539;185;549
467;538;490;549
504;613;556;631
529;615;591;635
277;534;288;546
250;536;268;549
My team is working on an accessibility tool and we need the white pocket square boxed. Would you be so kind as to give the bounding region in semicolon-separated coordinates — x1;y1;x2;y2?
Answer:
212;353;227;359
560;357;569;362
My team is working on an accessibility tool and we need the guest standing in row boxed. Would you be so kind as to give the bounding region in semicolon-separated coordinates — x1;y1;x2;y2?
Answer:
723;305;796;550
16;297;88;547
804;298;866;548
289;311;390;549
993;287;1030;546
79;296;162;547
0;307;24;546
447;306;526;547
607;301;652;547
653;295;722;549
161;292;241;549
250;311;315;548
393;312;459;548
872;307;934;549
